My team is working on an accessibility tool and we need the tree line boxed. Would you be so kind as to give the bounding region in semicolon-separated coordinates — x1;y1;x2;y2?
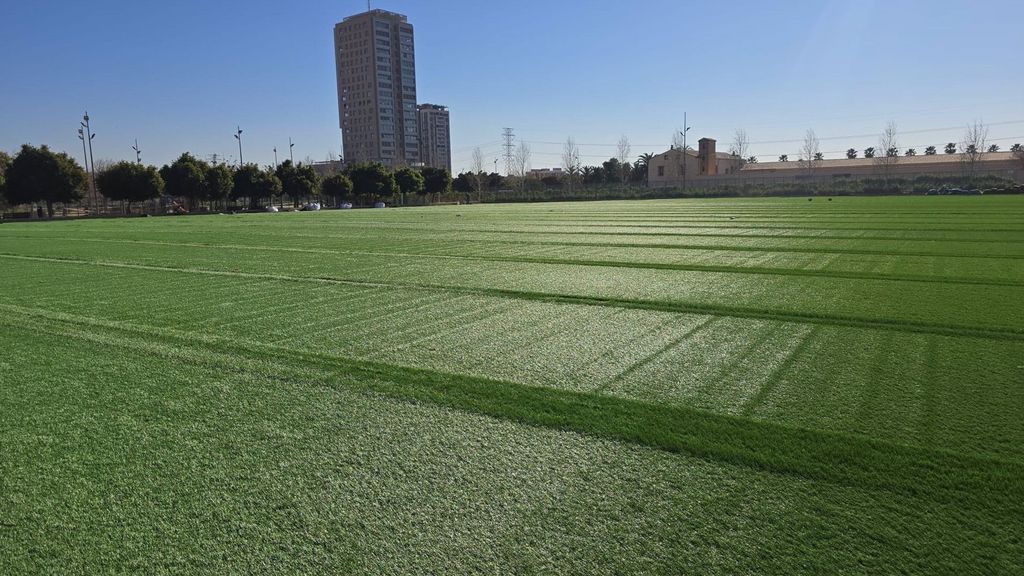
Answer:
0;144;454;217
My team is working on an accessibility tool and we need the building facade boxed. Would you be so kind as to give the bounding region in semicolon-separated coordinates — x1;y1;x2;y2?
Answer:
334;9;419;167
417;103;451;171
648;138;1023;187
648;138;744;185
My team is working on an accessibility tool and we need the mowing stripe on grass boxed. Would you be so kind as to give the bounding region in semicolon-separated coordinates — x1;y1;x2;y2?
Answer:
3;253;1022;342
7;235;1020;287
2;303;1021;518
594;317;716;393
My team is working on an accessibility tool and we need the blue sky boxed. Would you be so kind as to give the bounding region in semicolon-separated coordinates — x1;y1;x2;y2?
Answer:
1;0;1022;172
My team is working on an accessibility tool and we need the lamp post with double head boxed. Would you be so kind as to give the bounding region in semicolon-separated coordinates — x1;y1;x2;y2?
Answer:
234;127;244;167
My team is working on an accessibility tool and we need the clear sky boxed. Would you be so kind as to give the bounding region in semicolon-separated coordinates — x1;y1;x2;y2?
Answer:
2;0;1022;173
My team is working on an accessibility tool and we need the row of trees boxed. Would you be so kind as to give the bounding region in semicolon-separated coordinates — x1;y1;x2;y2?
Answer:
0;144;455;216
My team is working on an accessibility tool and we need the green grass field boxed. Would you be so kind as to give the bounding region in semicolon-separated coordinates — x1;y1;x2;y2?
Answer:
1;195;1023;574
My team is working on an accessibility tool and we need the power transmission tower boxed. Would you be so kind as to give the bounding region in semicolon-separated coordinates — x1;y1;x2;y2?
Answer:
502;128;515;176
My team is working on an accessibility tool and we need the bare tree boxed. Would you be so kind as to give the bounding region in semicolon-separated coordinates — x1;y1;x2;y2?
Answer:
798;129;821;176
729;129;749;173
562;137;580;195
671;130;686;150
513;141;531;190
959;121;989;181
875;121;900;184
616;135;632;186
471;147;485;198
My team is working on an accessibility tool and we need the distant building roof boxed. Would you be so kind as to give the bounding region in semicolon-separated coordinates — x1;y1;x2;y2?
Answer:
746;151;1015;171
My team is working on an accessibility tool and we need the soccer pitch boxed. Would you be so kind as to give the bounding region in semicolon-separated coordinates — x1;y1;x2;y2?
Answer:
1;196;1022;574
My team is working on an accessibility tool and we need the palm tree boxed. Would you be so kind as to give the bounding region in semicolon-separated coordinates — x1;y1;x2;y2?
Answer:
904;148;917;156
944;142;957;154
813;152;824;161
846;148;858;159
778;154;788;162
924;146;937;155
634;153;654;185
864;147;876;158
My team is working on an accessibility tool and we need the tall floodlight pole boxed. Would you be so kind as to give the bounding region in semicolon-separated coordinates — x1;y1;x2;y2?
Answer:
132;139;142;164
273;147;278;166
234;127;244;166
77;127;92;213
81;112;98;213
289;137;294;163
679;112;691;195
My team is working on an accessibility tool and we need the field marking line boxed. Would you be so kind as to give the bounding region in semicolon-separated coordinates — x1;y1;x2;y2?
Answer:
2;252;1023;342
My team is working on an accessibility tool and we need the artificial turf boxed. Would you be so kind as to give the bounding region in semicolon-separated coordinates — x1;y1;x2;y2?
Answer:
1;195;1022;574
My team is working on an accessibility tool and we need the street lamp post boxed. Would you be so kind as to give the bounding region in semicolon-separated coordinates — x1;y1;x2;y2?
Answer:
679;111;691;195
234;127;244;167
81;113;98;214
273;147;278;166
289;137;295;163
132;139;142;164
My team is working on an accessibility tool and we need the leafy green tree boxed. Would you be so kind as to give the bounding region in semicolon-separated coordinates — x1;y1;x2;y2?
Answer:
394;166;425;204
924;146;937;155
863;147;875;159
3;144;86;217
846;148;858;159
321;173;353;205
485;172;505;190
205;163;234;208
161;153;207;209
347;163;397;200
944;142;957;154
96;161;164;213
452;172;475;194
0;151;11;202
232;164;281;209
420;166;452;202
601;158;622;184
275;160;319;207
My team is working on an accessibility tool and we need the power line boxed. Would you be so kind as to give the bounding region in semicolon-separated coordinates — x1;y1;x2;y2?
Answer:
514;119;1024;150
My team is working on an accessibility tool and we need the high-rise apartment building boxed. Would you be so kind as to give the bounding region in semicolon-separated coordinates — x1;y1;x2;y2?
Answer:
334;9;419;167
417;103;451;172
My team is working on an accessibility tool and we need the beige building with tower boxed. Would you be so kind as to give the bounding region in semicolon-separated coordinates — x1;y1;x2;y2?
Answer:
417;103;451;171
334;9;419;167
648;137;1023;187
648;138;744;184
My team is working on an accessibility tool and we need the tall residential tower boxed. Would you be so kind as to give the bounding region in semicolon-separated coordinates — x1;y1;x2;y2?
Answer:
334;9;419;167
417;103;451;172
